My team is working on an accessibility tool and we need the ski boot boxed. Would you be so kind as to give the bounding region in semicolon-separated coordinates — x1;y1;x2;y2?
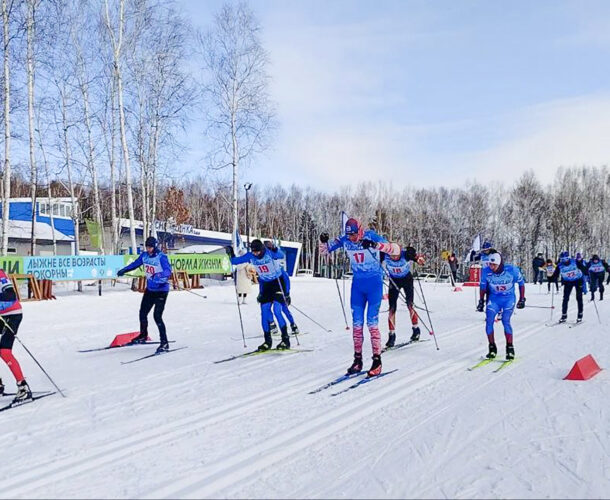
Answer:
385;332;396;348
13;380;32;404
558;314;567;324
506;343;515;361
367;354;382;377
0;377;4;396
258;331;273;351
156;341;170;354
346;353;363;375
576;312;583;323
290;323;300;334
129;332;148;345
410;326;421;342
486;343;498;359
269;321;278;335
276;327;291;350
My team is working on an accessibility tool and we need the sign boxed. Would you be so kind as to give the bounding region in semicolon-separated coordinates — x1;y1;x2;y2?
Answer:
0;253;231;281
24;255;125;281
122;253;231;277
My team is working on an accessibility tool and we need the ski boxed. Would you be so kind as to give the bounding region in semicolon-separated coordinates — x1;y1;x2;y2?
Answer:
382;338;430;353
308;372;364;394
467;357;496;371
545;321;569;327
214;348;314;364
1;390;52;398
234;332;309;341
79;341;176;353
493;359;515;373
121;346;188;365
331;369;399;396
0;392;56;413
569;321;584;329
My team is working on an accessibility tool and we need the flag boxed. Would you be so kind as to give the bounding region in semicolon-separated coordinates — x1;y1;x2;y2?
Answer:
85;219;102;250
471;234;481;253
341;211;349;236
233;229;245;255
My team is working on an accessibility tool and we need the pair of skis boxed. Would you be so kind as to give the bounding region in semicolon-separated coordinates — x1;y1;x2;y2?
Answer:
309;369;399;396
467;357;515;373
545;320;583;329
214;347;313;364
382;338;430;353
79;341;187;364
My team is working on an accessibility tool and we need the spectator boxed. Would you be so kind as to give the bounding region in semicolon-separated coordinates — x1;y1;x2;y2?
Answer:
532;253;545;284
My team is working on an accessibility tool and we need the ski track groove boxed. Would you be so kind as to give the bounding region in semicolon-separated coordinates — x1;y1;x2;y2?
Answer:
2;311;549;498
142;320;550;498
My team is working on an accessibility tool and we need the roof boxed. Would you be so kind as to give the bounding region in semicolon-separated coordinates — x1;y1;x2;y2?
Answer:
0;219;74;242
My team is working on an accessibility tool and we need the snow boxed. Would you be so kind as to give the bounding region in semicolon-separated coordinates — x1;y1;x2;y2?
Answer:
1;278;609;499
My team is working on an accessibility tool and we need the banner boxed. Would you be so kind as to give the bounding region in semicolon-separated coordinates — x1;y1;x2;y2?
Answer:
0;253;231;281
24;255;125;281
85;219;102;249
123;253;231;277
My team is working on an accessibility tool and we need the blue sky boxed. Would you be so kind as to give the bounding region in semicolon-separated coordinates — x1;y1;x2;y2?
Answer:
180;0;610;190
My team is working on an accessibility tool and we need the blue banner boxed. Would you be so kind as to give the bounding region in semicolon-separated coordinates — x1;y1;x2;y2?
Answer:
23;255;126;281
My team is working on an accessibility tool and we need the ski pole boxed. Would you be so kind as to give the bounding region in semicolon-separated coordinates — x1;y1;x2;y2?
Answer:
0;316;66;397
550;283;555;321
174;282;208;300
415;273;440;350
290;303;332;333
230;267;247;348
335;278;350;330
525;305;555;309
592;297;602;324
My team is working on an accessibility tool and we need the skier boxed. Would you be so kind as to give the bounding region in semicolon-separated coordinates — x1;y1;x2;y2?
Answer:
532;253;545;285
228;239;291;350
545;259;559;294
447;252;459;285
262;240;300;335
384;245;424;348
0;268;32;403
587;254;608;301
319;217;400;377
549;251;588;323
117;236;173;353
477;252;525;360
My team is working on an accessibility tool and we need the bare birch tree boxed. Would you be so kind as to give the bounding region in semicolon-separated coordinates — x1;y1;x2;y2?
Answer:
198;1;275;242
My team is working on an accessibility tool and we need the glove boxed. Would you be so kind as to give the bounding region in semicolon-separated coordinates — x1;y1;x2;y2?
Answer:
476;298;485;312
405;246;417;261
257;294;264;304
416;254;426;265
285;294;291;306
516;297;526;309
117;269;125;277
225;246;235;258
320;233;329;243
264;240;277;251
361;239;377;249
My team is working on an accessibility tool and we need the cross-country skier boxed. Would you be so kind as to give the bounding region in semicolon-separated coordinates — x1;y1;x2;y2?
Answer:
477;252;525;360
0;268;32;403
545;259;559;293
549;251;588;323
262;240;300;335
319;218;400;377
228;239;291;351
383;245;424;347
587;254;608;301
117;236;173;353
532;253;545;285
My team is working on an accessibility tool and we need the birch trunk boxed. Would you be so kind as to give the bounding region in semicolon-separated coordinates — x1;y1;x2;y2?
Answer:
26;0;37;256
1;0;11;255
